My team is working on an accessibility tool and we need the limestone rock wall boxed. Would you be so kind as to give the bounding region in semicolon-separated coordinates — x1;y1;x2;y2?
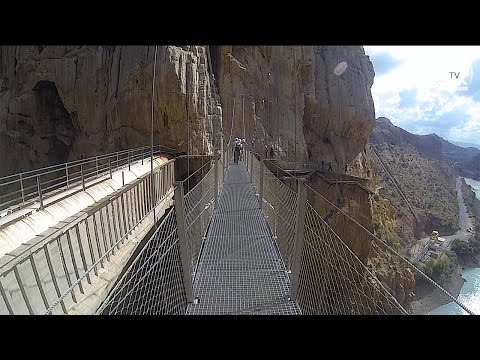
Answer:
1;45;375;178
215;46;375;173
0;45;221;176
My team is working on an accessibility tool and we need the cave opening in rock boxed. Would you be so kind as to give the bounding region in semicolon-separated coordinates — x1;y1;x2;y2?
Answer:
32;80;75;165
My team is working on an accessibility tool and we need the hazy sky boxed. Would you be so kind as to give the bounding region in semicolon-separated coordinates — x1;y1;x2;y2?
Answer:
364;46;480;145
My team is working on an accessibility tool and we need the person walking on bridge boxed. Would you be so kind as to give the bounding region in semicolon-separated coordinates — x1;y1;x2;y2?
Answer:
328;161;333;172
234;138;241;164
240;138;246;161
269;145;274;160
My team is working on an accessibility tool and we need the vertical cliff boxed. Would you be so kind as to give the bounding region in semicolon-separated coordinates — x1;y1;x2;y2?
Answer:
1;46;375;178
215;46;376;174
0;45;222;177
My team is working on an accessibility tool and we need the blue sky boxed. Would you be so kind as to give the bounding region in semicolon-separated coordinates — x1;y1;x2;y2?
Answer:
364;46;480;146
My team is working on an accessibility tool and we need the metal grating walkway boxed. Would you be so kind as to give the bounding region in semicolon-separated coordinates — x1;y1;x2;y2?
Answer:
186;160;301;315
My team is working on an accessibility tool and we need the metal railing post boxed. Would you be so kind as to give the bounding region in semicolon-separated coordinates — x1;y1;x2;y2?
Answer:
222;150;225;181
80;164;85;191
259;159;264;210
19;173;25;204
174;181;194;303
141;148;144;165
109;157;112;179
250;151;253;183
65;164;70;190
95;156;99;178
214;153;219;209
0;280;14;315
37;175;44;210
116;153;119;171
122;171;125;186
13;267;34;315
128;150;131;171
224;149;227;173
290;179;307;301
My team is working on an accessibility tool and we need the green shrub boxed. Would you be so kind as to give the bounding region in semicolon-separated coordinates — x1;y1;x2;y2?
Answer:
424;258;435;277
386;233;401;251
423;256;453;283
451;238;480;257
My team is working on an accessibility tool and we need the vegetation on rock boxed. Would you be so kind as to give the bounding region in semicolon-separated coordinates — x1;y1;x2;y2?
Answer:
371;143;459;243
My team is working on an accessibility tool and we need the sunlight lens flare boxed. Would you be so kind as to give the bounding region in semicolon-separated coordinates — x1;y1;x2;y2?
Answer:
334;62;348;76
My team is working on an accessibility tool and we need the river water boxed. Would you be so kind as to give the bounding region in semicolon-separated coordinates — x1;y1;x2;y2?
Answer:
430;177;480;315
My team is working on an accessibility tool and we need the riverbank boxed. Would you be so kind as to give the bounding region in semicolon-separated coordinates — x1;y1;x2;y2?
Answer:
411;264;465;314
411;252;480;314
411;177;480;314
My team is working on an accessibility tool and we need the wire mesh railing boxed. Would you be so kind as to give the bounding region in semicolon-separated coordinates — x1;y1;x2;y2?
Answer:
0;159;175;315
97;207;186;315
298;202;406;314
183;161;216;278
259;160;298;271
0;144;175;215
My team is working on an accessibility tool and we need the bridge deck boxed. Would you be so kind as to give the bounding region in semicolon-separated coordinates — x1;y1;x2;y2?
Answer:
186;161;301;315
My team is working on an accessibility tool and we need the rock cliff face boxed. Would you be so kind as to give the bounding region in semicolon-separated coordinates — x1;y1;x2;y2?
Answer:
214;46;375;173
368;241;416;312
0;46;375;178
0;46;221;176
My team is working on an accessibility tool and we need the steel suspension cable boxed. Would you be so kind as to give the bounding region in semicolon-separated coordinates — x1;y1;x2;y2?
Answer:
151;45;158;222
186;54;190;191
294;47;297;177
276;46;280;154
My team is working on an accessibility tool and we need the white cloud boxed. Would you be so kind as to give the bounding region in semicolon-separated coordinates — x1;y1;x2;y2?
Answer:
364;46;480;144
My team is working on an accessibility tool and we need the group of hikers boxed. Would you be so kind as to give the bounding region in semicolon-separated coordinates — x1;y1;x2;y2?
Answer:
232;138;344;175
231;138;363;177
233;138;246;164
233;138;276;165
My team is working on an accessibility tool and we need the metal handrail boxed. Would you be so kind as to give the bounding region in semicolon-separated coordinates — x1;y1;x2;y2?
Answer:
0;144;175;181
0;159;175;274
45;153;222;314
0;144;176;214
0;156;177;315
181;157;214;186
0;145;227;315
45;185;177;315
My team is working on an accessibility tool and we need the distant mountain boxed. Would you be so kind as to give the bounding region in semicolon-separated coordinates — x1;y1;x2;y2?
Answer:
369;117;461;242
447;140;480;151
370;117;480;180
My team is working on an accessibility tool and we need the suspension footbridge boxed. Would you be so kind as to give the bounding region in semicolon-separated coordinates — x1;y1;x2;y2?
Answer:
0;142;473;315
